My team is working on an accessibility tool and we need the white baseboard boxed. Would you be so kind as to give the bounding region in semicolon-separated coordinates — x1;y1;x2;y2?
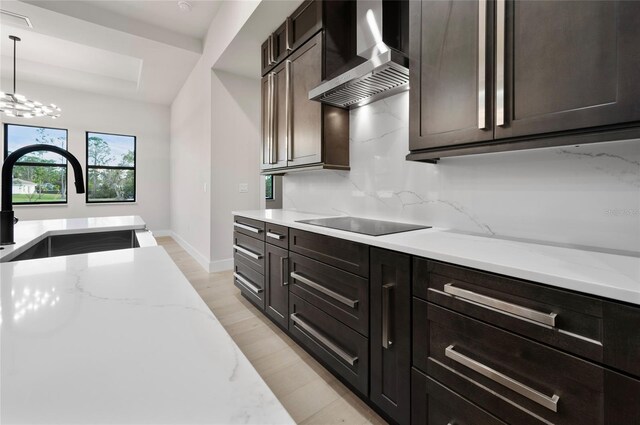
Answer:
168;231;211;272
150;229;171;237
160;231;234;273
211;258;233;272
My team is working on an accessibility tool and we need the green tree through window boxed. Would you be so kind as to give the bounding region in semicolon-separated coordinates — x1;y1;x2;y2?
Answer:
86;132;136;203
4;124;68;204
265;175;274;200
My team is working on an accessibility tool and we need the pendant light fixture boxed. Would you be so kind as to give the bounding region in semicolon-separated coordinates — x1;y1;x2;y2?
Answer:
0;35;61;119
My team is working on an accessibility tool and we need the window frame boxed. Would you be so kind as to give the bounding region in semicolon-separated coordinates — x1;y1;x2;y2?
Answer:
85;131;137;204
265;175;274;200
3;123;69;206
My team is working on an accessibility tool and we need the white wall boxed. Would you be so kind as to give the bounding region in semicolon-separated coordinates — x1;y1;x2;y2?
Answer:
169;1;265;271
170;59;213;265
1;80;171;231
210;70;261;271
282;92;640;255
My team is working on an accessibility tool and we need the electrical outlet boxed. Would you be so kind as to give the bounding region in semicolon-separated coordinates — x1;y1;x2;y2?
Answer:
239;183;249;193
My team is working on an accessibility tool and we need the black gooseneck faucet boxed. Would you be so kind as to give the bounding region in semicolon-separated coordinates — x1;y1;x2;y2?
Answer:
1;144;85;245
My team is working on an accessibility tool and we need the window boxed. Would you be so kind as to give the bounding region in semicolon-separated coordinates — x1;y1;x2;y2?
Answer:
265;175;274;200
86;132;136;203
4;124;68;205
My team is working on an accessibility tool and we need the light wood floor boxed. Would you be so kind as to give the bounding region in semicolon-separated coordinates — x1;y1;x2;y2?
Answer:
156;236;387;425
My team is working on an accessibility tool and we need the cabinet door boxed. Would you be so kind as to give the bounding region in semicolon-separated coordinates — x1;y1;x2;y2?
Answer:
272;62;289;169
273;21;291;64
261;73;273;171
260;36;273;75
409;0;494;151
495;0;640;139
288;32;323;168
370;248;411;425
289;0;322;52
265;244;289;329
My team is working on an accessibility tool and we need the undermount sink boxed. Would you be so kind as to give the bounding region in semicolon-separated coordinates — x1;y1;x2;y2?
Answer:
5;229;146;262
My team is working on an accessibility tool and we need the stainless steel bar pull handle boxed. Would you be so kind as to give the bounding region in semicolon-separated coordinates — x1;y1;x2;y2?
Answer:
266;231;284;240
477;0;488;129
270;72;278;164
382;283;394;349
269;34;275;65
443;283;557;327
234;272;262;294
496;0;506;126
290;271;358;308
285;17;292;51
281;257;289;286
267;73;273;165
445;345;560;412
233;244;262;260
291;313;358;366
285;60;293;162
234;222;261;234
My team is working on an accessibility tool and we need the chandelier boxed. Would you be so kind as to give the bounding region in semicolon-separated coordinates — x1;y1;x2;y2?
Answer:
0;35;61;119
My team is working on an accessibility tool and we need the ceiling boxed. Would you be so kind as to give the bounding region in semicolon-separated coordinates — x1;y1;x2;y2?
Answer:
213;0;303;79
64;1;222;40
0;1;223;105
23;0;222;48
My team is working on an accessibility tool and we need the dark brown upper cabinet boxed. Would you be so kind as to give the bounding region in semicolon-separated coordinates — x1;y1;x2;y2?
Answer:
409;0;495;152
261;0;352;174
261;22;292;77
289;0;323;53
260;0;323;78
408;0;640;162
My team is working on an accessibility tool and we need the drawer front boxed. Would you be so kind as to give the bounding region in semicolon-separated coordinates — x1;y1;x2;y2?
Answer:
234;259;265;310
414;299;607;425
415;258;604;363
289;228;369;277
265;223;289;249
289;293;368;395
289;252;369;336
233;216;266;240
233;232;265;274
411;368;506;425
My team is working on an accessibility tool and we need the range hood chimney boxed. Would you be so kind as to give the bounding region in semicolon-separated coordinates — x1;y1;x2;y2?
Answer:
309;0;408;109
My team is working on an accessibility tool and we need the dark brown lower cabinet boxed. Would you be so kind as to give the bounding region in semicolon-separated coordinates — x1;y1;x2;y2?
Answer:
289;293;369;395
413;298;640;425
412;368;506;425
265;244;289;329
370;248;411;424
233;255;265;310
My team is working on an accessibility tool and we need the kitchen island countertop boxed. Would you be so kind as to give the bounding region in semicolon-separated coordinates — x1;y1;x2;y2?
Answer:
1;216;293;424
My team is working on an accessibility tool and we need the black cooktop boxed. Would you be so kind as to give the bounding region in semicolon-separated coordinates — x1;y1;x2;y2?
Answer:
296;216;431;236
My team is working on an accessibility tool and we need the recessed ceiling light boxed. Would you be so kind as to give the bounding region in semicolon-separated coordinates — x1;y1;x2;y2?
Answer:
177;1;193;13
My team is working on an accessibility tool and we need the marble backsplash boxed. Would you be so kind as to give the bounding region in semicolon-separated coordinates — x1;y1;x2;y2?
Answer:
282;92;640;254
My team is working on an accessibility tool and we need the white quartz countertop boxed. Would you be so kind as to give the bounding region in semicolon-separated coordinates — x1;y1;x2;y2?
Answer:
233;209;640;305
0;216;147;262
1;246;294;424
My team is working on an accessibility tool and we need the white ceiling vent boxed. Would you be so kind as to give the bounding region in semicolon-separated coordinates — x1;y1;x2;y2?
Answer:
0;10;33;28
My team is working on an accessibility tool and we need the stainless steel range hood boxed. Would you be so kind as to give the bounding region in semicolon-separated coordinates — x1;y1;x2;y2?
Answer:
309;0;408;109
